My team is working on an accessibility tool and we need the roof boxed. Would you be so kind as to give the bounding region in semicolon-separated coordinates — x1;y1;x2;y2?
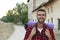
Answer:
32;0;55;12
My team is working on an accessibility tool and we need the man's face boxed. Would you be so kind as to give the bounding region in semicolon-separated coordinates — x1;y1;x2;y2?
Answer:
37;11;46;23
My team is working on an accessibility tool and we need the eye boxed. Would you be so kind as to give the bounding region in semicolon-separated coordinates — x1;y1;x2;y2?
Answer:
42;14;46;16
38;14;41;16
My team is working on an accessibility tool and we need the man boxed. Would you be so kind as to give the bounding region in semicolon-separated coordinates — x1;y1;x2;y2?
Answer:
24;9;55;40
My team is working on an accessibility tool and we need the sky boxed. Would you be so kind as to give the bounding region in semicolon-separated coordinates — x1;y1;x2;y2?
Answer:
0;0;27;18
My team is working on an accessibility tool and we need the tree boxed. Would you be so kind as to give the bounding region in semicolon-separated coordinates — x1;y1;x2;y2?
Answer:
1;16;8;22
16;3;28;24
1;2;28;24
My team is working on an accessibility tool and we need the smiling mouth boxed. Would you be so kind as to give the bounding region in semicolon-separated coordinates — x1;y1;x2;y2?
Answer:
39;18;44;20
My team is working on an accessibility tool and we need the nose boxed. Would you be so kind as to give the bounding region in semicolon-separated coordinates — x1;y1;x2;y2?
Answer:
40;15;43;18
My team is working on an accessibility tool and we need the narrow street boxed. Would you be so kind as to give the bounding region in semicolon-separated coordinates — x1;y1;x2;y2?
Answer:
8;25;26;40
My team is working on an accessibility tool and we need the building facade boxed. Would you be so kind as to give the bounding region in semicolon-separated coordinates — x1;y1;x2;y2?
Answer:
28;0;60;30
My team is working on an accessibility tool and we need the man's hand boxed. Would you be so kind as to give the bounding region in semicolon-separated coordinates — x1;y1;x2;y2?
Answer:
30;27;36;37
27;27;36;40
45;29;52;40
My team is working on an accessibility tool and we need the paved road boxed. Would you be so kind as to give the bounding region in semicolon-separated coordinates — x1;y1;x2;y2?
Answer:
8;25;26;40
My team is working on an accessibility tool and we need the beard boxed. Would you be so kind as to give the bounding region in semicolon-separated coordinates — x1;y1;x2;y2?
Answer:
38;19;45;24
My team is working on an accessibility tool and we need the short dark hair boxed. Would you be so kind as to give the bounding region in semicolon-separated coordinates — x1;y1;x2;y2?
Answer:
37;9;46;13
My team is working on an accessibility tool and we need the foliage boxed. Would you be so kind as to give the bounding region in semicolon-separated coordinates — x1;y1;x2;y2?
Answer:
1;2;28;24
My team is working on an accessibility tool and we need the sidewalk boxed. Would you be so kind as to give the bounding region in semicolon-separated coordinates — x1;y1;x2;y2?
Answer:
8;25;26;40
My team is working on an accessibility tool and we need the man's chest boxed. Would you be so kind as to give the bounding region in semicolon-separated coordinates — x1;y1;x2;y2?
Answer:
32;29;48;40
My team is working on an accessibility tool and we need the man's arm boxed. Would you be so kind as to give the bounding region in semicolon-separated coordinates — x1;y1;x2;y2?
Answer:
24;27;32;40
24;27;36;40
26;34;32;40
49;29;55;40
45;29;55;40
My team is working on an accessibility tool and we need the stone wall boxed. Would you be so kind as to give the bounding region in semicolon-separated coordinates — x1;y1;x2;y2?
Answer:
0;21;14;40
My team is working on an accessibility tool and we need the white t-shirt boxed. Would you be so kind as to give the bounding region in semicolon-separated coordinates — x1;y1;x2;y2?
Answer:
37;28;43;33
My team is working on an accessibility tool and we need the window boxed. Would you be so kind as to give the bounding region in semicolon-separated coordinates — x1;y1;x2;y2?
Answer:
33;0;36;9
48;8;49;14
51;18;53;23
47;7;53;14
51;7;53;13
33;19;34;21
48;19;49;23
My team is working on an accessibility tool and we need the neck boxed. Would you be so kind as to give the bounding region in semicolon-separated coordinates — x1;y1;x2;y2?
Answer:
37;22;44;28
